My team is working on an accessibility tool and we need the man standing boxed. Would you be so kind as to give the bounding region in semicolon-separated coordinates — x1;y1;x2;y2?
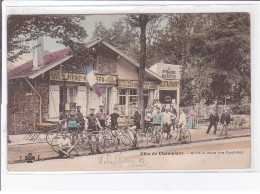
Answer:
96;104;107;128
67;108;80;129
152;104;158;118
153;107;163;143
145;105;153;132
87;108;102;132
110;107;120;131
76;106;85;130
170;105;177;130
163;107;173;138
86;108;102;154
206;110;219;135
220;109;231;136
130;107;141;148
179;110;187;129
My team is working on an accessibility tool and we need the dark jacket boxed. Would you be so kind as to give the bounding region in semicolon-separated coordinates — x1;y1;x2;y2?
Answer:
209;113;219;123
220;113;231;125
76;111;84;121
133;111;141;129
87;114;97;128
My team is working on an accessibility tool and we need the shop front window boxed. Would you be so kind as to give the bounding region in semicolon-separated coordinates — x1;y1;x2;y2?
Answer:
67;86;77;109
119;89;126;105
118;89;126;115
129;89;138;105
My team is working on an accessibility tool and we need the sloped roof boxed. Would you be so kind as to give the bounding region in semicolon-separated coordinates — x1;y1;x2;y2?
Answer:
101;41;164;81
8;39;163;82
8;48;72;80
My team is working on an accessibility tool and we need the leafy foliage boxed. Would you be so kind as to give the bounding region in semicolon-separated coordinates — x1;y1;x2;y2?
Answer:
7;15;88;62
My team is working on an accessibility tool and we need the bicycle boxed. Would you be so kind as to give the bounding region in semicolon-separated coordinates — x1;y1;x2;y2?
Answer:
72;129;109;155
168;123;191;144
107;124;132;151
146;123;163;148
125;119;149;149
46;121;65;145
50;124;83;154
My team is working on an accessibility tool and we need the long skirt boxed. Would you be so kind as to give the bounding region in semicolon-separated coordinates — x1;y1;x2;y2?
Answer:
187;116;195;129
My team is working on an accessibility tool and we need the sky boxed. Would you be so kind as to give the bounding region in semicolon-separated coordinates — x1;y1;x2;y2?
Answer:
9;14;126;68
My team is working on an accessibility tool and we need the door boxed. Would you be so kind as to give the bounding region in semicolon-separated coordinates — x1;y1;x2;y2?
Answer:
49;85;60;119
76;86;87;117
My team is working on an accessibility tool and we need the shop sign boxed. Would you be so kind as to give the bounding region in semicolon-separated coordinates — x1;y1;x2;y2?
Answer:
162;68;177;79
158;80;180;89
50;71;117;85
118;80;157;90
165;96;172;102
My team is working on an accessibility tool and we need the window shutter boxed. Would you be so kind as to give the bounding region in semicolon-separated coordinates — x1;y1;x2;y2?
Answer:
49;85;60;119
76;86;87;117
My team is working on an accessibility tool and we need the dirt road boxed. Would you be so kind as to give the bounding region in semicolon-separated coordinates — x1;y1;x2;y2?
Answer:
8;136;250;171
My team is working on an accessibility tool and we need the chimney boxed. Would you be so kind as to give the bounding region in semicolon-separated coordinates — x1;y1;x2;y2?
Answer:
33;36;44;70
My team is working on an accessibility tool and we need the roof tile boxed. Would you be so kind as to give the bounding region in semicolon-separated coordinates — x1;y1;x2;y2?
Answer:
8;48;71;80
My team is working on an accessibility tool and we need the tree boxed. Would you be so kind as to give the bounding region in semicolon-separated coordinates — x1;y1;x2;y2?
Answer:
150;13;250;110
125;14;161;129
7;15;88;63
189;13;250;110
92;20;139;60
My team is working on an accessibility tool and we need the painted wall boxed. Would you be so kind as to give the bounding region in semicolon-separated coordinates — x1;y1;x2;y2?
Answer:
117;57;138;80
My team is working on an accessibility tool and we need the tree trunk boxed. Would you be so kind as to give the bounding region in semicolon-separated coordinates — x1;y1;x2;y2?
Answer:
138;15;148;130
215;97;219;115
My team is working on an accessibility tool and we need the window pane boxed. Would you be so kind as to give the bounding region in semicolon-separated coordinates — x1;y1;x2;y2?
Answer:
130;89;137;95
119;96;126;105
119;89;126;95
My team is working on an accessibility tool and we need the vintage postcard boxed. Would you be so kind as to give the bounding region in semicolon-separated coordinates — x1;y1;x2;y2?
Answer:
5;12;251;172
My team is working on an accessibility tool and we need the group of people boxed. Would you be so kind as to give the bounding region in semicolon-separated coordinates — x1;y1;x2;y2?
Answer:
58;105;115;157
206;109;231;136
57;100;232;157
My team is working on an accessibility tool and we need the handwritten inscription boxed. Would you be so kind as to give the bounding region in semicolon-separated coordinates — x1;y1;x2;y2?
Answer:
98;152;147;167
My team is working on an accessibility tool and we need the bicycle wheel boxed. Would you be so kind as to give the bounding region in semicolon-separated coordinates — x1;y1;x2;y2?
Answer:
117;134;132;151
183;130;191;143
161;131;171;145
50;134;62;153
168;131;179;144
146;127;153;142
46;129;59;145
136;131;149;149
73;134;92;155
155;132;162;148
102;136;117;153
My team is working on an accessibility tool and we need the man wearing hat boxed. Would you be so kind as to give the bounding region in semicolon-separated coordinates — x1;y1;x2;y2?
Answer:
128;107;141;148
87;108;102;132
145;105;153;132
110;107;120;131
163;107;173;139
96;104;107;128
67;108;80;129
220;109;231;136
76;106;85;130
86;108;102;154
206;110;219;135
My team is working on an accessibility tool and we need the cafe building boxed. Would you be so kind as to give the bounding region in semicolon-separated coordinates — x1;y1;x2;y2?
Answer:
7;39;181;134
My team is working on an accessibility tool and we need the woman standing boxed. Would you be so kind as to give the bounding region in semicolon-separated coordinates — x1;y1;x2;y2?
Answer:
187;106;196;129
